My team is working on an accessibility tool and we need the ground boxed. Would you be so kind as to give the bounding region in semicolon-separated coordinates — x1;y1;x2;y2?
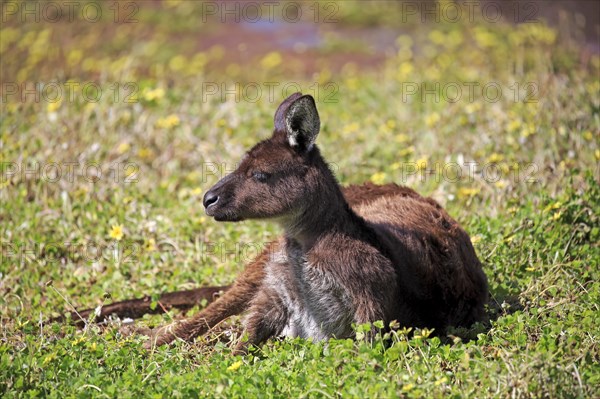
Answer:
1;1;599;398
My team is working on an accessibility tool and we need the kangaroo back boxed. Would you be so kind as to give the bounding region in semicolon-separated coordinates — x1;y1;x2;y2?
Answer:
356;194;488;329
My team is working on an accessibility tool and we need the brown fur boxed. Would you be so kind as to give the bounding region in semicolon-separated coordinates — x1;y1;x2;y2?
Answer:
145;183;412;347
146;94;488;352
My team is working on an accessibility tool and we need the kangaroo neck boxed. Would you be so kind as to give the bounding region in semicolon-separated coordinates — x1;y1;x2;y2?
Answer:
280;165;361;252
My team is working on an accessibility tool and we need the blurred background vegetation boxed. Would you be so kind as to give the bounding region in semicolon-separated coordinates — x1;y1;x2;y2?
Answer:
1;1;599;397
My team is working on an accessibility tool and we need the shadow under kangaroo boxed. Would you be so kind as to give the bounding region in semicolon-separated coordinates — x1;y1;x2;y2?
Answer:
63;93;490;352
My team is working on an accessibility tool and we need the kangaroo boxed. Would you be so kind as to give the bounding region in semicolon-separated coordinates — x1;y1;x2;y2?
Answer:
147;93;488;352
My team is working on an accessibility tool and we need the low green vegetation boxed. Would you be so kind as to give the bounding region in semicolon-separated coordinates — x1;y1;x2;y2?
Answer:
1;1;598;397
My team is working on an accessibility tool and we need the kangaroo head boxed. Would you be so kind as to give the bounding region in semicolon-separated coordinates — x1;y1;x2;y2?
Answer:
203;93;324;222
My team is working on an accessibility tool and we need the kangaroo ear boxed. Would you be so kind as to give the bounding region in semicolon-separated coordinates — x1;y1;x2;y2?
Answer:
284;95;320;152
274;92;303;132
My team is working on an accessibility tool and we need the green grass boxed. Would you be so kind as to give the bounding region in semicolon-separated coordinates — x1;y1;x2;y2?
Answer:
1;2;599;398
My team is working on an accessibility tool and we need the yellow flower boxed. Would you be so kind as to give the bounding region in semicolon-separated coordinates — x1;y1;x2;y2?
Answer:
471;235;482;244
558;126;567;136
7;103;19;114
317;68;332;84
109;225;124;241
178;188;190;200
464;102;482;115
551;211;562;221
345;77;359;91
396;35;413;48
521;125;535;138
67;49;83;66
169;55;187;72
226;63;241;77
395;134;409;143
342;122;360;135
434;377;448;386
125;167;137;180
145;238;156;252
84;102;97;112
494;180;508;189
208;45;225;60
143;87;165;102
194;216;207;225
227;360;243;371
507;119;522;133
415;157;427;171
138;148;154;160
486;153;504;163
43;353;56;366
543;201;562;213
164;0;183;8
582;131;593;141
189;53;208;72
429;30;445;45
117;142;131;154
370;172;386;185
156;114;180;129
47;100;61;113
260;51;282;69
402;383;415;392
191;187;202;196
474;26;498;48
73;187;89;198
425;112;440;127
396;61;414;80
458;187;480;199
399;146;415;157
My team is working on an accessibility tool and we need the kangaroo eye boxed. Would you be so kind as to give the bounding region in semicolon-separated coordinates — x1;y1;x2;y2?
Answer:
252;171;270;182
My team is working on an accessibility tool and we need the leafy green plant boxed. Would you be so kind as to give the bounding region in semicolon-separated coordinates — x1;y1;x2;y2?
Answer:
1;1;599;397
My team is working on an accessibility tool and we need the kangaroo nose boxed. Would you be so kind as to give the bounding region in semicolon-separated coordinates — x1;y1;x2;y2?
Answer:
203;190;219;209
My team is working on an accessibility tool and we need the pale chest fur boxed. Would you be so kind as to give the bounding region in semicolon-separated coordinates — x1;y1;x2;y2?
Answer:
264;243;355;341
